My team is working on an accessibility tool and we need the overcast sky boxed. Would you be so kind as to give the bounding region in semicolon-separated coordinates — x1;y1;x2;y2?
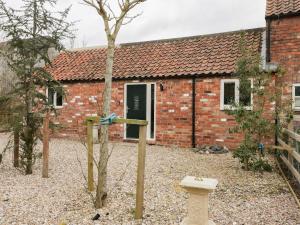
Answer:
7;0;266;48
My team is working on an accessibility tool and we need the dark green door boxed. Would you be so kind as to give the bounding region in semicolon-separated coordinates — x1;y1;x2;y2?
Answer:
126;84;147;139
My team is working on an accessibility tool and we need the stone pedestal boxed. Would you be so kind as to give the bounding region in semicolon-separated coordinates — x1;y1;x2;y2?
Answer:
180;176;218;225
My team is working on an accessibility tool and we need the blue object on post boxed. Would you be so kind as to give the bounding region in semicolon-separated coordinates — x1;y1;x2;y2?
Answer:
100;113;118;125
258;143;265;156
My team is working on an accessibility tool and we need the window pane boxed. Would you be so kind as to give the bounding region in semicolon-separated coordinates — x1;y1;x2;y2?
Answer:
48;88;54;105
224;82;235;105
295;97;300;107
56;88;63;107
240;80;251;106
295;86;300;96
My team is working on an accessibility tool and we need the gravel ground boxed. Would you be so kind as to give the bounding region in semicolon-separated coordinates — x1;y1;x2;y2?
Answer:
0;133;299;225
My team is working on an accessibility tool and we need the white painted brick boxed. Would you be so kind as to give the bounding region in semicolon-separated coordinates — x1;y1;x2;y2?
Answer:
183;93;189;97
78;102;84;105
181;106;189;111
216;139;224;142
63;103;68;106
75;113;81;116
168;109;175;113
200;99;208;102
221;118;227;122
91;114;97;117
207;93;216;96
204;79;213;83
166;102;173;105
67;120;72;123
54;122;60;125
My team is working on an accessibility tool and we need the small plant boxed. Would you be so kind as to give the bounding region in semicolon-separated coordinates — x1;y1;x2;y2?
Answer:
251;159;272;172
232;135;256;171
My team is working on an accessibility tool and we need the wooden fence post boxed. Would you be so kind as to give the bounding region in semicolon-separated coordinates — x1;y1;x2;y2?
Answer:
13;129;19;167
135;125;147;220
87;120;94;192
288;122;294;165
42;112;50;178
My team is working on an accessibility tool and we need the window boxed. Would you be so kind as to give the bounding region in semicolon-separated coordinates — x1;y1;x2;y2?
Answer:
293;84;300;110
220;79;252;110
239;79;252;106
47;87;63;108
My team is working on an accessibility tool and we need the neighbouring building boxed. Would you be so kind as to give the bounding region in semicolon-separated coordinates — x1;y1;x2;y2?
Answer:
0;43;15;96
46;0;300;148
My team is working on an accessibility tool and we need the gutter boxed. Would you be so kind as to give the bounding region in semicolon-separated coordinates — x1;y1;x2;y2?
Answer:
192;77;196;148
265;16;278;145
265;11;300;20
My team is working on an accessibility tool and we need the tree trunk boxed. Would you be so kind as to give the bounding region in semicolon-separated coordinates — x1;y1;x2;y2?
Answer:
13;129;19;167
24;0;37;175
95;40;115;209
24;126;34;175
42;112;50;178
245;158;249;171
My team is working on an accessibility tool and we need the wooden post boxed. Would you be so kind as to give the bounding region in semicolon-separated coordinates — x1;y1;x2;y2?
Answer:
13;129;19;168
42;112;50;178
87;120;94;192
135;125;147;220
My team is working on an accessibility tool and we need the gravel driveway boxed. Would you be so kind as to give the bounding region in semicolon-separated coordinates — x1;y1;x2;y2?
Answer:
0;134;299;225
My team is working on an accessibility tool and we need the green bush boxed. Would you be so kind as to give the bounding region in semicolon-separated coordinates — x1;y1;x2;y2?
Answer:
251;159;272;172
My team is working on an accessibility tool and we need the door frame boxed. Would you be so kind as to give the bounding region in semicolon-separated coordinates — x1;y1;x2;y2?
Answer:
124;82;156;141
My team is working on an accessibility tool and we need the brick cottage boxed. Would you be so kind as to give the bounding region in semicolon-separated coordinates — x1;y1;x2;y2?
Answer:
46;0;300;148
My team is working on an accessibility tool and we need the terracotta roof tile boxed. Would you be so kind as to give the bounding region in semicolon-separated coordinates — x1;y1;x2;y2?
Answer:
48;28;264;81
266;0;300;17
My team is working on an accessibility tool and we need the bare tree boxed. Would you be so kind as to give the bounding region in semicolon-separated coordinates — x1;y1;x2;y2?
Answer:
83;0;146;208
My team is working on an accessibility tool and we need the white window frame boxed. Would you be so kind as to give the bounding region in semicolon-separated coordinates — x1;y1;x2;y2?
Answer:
124;82;156;141
293;84;300;111
220;79;253;110
46;88;63;109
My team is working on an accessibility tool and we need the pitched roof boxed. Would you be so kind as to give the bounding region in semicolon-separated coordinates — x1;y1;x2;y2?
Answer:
48;28;264;82
266;0;300;17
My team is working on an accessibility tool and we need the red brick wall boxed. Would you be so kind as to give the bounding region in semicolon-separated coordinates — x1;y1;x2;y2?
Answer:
269;16;300;126
52;76;276;149
270;16;300;95
52;79;194;147
195;78;243;149
155;79;193;147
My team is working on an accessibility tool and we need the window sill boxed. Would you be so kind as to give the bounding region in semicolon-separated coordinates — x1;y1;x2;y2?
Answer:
220;106;253;111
